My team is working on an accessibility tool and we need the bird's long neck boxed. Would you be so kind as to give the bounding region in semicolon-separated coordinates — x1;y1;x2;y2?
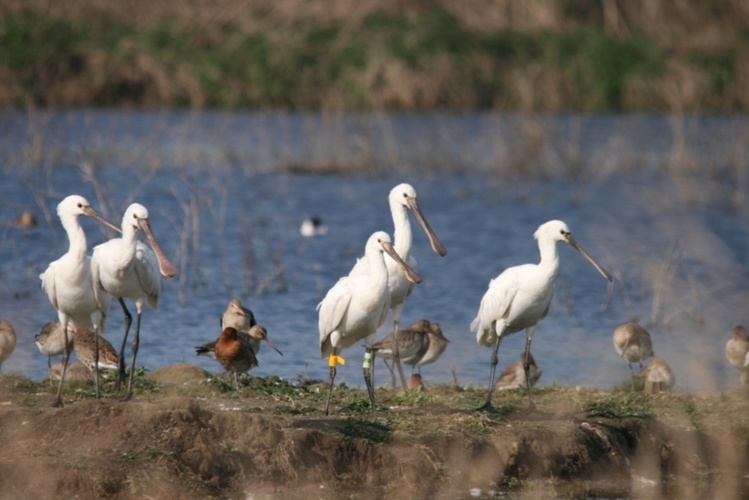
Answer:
365;247;389;289
60;213;87;261
115;224;139;267
537;238;560;281
390;203;412;260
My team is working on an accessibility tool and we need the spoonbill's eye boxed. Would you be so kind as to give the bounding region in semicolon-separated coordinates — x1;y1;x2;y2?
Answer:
77;203;83;208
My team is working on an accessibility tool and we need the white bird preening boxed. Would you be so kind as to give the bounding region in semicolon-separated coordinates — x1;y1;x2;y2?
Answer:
91;202;177;400
349;183;447;390
40;194;120;407
318;231;422;415
612;322;654;389
470;220;612;411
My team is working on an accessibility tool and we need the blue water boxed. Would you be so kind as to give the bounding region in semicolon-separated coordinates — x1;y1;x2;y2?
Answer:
1;111;748;394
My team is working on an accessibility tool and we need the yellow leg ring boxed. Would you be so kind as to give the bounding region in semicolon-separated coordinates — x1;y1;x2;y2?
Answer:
329;355;346;367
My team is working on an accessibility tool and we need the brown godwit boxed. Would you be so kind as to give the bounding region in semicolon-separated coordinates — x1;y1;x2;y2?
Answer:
725;325;749;386
495;352;542;392
212;326;262;391
72;326;120;392
0;320;17;371
637;357;675;394
35;321;71;370
613;322;655;389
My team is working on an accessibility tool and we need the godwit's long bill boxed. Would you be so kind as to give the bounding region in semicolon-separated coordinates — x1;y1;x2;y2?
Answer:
349;184;446;391
319;231;421;415
41;195;119;407
471;220;611;412
91;203;177;400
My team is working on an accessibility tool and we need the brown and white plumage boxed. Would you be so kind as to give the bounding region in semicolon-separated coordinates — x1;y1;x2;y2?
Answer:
495;352;542;391
0;320;17;371
35;320;73;382
72;326;120;376
197;318;282;359
725;325;749;372
637;357;675;394
196;299;282;360
613;322;654;388
373;319;450;388
211;326;262;391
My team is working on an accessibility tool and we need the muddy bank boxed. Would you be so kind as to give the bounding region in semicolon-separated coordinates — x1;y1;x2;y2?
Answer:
0;364;747;498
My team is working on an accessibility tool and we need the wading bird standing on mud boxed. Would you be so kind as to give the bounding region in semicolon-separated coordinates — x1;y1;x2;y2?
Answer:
471;220;612;411
373;319;450;388
40;195;120;407
91;203;177;400
35;320;71;382
198;325;267;391
196;299;283;360
0;320;17;372
612;322;654;389
349;184;447;390
220;299;283;357
72;326;120;380
319;231;421;415
725;325;749;386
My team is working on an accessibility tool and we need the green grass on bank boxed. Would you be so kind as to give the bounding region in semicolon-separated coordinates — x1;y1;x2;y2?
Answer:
1;7;738;111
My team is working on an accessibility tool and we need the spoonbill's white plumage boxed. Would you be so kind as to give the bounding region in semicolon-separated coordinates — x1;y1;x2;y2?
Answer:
40;194;120;407
349;184;446;390
470;220;612;411
0;320;17;371
91;202;177;400
300;216;328;237
612;322;654;389
318;231;422;414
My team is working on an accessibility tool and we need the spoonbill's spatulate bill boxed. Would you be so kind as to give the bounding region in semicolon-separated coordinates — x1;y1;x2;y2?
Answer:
349;183;447;390
40;194;120;407
470;220;612;411
91;203;177;400
319;231;421;415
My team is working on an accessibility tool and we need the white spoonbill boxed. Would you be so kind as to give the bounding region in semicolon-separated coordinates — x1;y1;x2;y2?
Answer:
471;220;612;411
40;194;120;407
91;202;177;400
349;183;447;390
319;231;421;415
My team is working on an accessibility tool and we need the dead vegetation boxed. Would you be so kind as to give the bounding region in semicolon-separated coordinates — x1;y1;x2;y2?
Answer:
1;364;749;498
